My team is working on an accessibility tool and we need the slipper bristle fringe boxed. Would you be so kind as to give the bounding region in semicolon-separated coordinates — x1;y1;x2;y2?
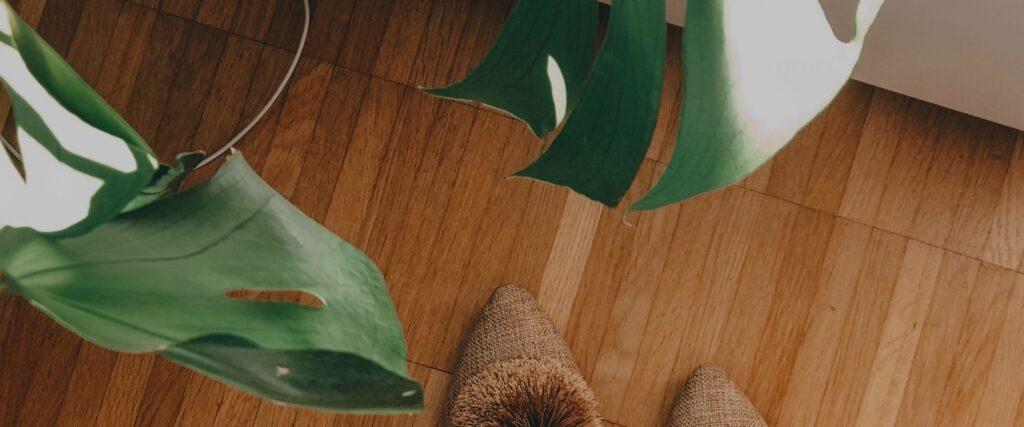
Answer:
451;359;602;427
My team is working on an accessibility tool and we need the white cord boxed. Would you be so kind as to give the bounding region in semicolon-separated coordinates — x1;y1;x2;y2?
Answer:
0;0;309;170
1;134;20;163
197;0;311;169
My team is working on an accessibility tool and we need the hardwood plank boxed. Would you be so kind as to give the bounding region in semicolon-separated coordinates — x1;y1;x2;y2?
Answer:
906;113;988;246
536;192;604;334
933;264;1016;426
93;2;158;112
444;0;511;86
563;197;637;378
127;0;159;9
371;0;433;84
352;89;442;266
259;58;334;197
161;0;202;20
134;358;193;426
615;190;728;427
658;189;767;417
55;344;120;427
290;68;370;220
400;111;517;366
209;385;264;427
497;134;568;293
854;241;944;427
263;0;316;52
197;44;294;179
377;100;477;337
191;35;264;156
945;126;1017;258
865;101;948;236
64;0;123;85
153;23;229;160
173;375;228;426
123;13;191;145
710;196;800;388
983;133;1024;269
0;300;36;426
195;0;239;30
767;81;875;214
8;0;49;26
773;220;874;427
434;125;567;370
974;273;1024;426
8;313;82;426
335;0;398;74
232;0;278;40
33;0;85;54
839;90;937;224
894;252;981;426
746;208;836;424
322;78;407;242
589;167;682;422
95;354;158;427
407;0;474;88
296;0;354;63
813;229;906;426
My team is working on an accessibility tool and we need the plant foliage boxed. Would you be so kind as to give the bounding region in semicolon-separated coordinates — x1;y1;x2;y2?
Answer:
427;0;887;211
0;0;419;413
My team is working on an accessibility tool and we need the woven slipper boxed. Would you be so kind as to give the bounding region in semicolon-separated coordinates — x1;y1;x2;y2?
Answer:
666;366;767;427
445;284;602;427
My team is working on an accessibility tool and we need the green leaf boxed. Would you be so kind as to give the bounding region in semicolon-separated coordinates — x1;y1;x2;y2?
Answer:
423;0;597;137
631;0;886;211
0;1;157;236
514;0;666;207
0;155;421;412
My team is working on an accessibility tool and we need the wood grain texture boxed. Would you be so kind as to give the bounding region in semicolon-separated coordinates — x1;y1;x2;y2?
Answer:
2;1;1024;426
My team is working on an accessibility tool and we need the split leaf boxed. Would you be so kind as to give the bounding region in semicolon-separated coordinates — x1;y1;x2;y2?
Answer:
632;0;886;211
0;155;421;412
516;0;666;207
0;0;157;236
423;0;597;137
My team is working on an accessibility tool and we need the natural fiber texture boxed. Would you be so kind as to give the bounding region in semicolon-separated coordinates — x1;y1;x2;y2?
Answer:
666;366;767;427
445;284;601;426
451;358;602;427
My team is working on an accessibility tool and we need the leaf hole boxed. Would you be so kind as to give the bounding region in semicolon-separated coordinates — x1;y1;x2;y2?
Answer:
0;86;23;176
224;289;325;308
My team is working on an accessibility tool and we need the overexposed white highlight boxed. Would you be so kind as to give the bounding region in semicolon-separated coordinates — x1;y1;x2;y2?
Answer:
722;0;885;158
0;3;142;233
546;55;568;125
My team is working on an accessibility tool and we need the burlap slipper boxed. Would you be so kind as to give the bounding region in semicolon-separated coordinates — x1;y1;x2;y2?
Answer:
666;366;767;427
445;284;602;427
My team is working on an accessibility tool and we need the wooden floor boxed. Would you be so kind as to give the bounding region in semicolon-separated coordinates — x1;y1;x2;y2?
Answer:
2;0;1024;425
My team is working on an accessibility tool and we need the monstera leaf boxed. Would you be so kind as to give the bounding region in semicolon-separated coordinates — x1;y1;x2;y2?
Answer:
0;1;156;236
426;0;886;211
632;0;887;211
516;0;666;206
0;1;419;413
0;155;421;412
424;0;596;137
